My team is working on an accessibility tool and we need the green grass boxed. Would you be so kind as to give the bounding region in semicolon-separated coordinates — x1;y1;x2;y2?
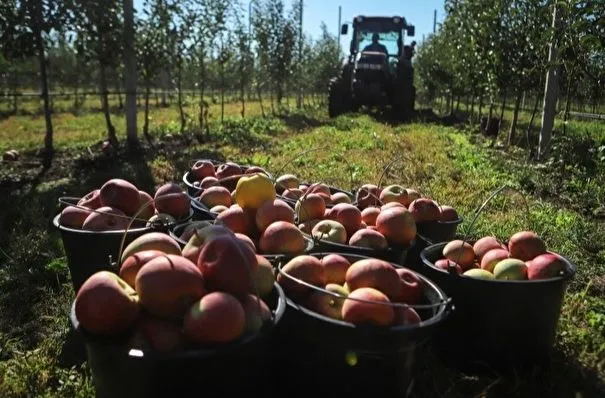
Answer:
0;109;603;397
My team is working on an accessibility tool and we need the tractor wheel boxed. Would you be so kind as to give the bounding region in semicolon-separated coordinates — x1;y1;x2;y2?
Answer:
392;81;415;122
328;79;347;118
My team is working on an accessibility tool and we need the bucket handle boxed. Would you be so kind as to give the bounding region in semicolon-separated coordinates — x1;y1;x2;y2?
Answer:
275;259;452;312
445;184;532;273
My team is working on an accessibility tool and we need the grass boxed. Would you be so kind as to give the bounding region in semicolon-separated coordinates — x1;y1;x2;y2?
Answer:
0;107;603;397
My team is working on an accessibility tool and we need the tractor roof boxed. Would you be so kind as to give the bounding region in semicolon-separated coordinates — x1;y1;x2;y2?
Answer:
352;15;408;30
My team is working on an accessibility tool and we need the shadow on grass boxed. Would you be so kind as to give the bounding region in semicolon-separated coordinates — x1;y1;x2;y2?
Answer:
278;113;325;132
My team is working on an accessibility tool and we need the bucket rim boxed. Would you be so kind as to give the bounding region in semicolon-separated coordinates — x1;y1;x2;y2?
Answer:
70;282;287;361
272;251;453;332
420;241;577;284
52;213;153;235
417;217;464;227
184;164;275;190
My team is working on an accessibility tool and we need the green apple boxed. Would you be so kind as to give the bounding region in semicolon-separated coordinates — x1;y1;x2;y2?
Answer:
463;268;495;280
493;258;528;280
311;219;347;244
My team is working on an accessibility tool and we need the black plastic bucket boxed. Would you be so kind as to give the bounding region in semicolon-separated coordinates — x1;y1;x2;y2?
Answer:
71;283;287;398
268;252;452;397
52;214;168;293
401;233;433;271
183;162;273;198
304;232;413;266
416;217;463;243
190;198;219;221
420;242;576;371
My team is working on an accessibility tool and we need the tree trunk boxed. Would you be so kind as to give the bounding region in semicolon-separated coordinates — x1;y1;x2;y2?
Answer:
507;90;522;147
526;89;541;157
177;61;185;134
74;58;80;112
117;85;123;109
99;65;118;146
455;95;461;113
34;2;53;168
198;48;206;133
123;0;138;148
469;89;476;123
220;60;225;124
498;89;508;130
562;81;572;136
478;89;484;120
144;77;151;141
257;84;265;117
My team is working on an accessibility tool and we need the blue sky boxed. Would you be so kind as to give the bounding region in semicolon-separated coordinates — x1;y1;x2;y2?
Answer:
133;0;446;45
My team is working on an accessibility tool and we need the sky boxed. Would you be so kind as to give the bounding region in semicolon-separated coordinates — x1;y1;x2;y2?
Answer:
133;0;446;47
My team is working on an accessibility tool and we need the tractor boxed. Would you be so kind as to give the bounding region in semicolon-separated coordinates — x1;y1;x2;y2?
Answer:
328;15;417;121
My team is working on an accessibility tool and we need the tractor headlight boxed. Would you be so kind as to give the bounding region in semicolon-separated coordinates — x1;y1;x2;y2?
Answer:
355;16;363;23
393;17;401;24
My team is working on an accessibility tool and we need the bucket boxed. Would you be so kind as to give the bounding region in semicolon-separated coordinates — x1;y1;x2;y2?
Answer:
401;233;433;271
183;161;273;198
415;217;463;243
70;283;287;398
190;198;219;221
269;252;452;397
52;214;163;292
420;242;576;370
303;232;413;266
278;184;356;209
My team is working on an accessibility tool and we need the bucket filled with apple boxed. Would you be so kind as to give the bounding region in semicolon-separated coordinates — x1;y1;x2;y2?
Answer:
53;179;193;292
183;158;272;199
70;227;286;398
295;189;417;265
274;173;355;208
267;252;452;396
419;231;577;370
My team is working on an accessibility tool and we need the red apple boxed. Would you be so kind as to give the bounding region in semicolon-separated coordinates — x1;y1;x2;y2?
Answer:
215;162;242;180
526;253;566;280
244;166;270;176
328;203;362;237
308;183;331;196
381;202;406;211
260;221;306;255
361;206;380;226
282;188;304;200
480;248;510;273
341;287;394;326
295;193;326;222
408;198;441;222
355;184;381;209
132;315;183;352
473;236;507;261
120;250;165;288
78;189;103;209
191;160;216;180
345;258;401;300
320;254;351;285
137;191;156;220
200;176;219;189
379;184;409;206
99;178;141;216
120;231;182;263
331;192;352;205
375;206;417;246
184;292;246;343
442;240;476;269
348;228;388;249
275;174;299;191
235;233;257;253
393;306;421;326
435;259;463;274
508;231;547;261
241;294;272;333
199;186;232;208
216;205;255;235
277;255;327;300
439;205;458;222
394;268;423;304
59;205;91;229
154;182;190;219
255;199;295;232
82;206;129;231
75;271;139;336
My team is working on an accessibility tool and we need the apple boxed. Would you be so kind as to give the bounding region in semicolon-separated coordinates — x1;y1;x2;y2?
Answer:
135;254;206;319
379;184;409;206
146;213;177;228
100;178;141;216
331;192;352;204
361;206;380;226
251;255;275;297
245;166;270;176
234;173;276;210
137;191;156;220
308;183;331;196
241;294;272;333
320;254;351;285
526;253;566;280
178;221;213;242
200;176;219;189
131;315;183;352
295;193;326;222
210;205;228;214
181;225;235;263
442;240;476;269
348;228;388;249
393;306;421;326
408;198;441;222
508;231;547;261
381;202;406;211
260;221;306;255
215;205;255;235
307;285;346;320
120;231;182;264
82;206;129;231
395;268;423;304
59;205;91;229
312;220;348;244
74;271;139;336
341;287;394;326
439;205;458;222
473;236;507;261
355;184;381;209
282;188;304;200
463;268;495;280
435;259;463;274
255;199;295;232
406;189;421;202
191;160;216;180
120;250;165;288
78;189;103;210
480;248;510;273
153;183;190;220
493;258;528;280
276;174;300;192
198;234;258;297
276;255;327;300
199;186;232;208
215;162;242;180
317;192;333;207
328;203;362;237
184;292;246;343
345;258;401;300
375;206;417;246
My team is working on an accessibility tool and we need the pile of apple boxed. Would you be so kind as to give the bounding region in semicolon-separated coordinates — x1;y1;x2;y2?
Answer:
59;178;191;231
436;231;568;281
73;225;277;351
275;174;353;207
293;184;417;250
189;160;270;196
192;172;308;256
353;183;459;224
276;254;425;327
